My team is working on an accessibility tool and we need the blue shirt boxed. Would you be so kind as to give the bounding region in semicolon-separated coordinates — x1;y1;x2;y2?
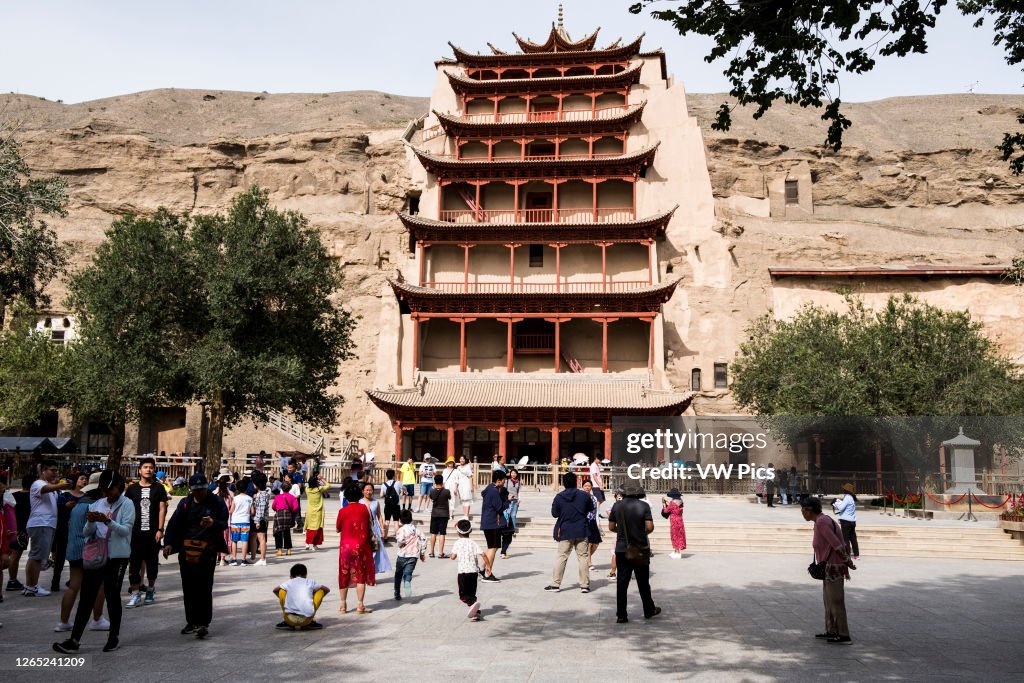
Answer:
65;496;95;562
832;494;857;522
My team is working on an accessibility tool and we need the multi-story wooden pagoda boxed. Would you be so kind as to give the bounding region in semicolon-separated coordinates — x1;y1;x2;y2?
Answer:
369;11;694;465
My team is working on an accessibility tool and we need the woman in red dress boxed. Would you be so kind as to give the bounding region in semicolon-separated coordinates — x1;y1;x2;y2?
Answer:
336;485;375;614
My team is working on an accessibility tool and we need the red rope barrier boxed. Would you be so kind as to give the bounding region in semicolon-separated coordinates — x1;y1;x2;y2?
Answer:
924;491;968;505
970;492;1012;509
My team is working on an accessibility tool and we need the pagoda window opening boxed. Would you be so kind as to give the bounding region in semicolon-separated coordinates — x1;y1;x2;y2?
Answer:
596;63;620;76
530;96;559;120
714;362;729;389
502;69;529;80
785;179;799;204
465;98;493;117
691;368;702;391
491;139;521;159
533;67;561;79
561;94;592;112
514;319;555;353
529;244;545;267
595;92;627;109
593;135;626;156
526;141;556;160
523;189;554;223
405;192;420;215
564;66;594;77
459;140;489;160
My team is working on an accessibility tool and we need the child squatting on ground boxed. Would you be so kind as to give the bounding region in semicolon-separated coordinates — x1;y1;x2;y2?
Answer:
274;563;330;631
449;518;488;621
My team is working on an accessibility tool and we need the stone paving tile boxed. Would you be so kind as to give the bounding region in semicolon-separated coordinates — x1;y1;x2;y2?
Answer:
0;495;1020;681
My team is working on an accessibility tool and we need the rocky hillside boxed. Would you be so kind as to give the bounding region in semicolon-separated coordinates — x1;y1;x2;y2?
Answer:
5;88;1023;443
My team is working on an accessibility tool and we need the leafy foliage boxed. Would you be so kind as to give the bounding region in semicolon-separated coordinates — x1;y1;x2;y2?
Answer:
629;1;1024;172
731;294;1024;469
0;126;70;325
65;188;356;472
0;300;65;432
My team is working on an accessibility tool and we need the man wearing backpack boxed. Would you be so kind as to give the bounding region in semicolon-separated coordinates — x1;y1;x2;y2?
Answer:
380;469;402;541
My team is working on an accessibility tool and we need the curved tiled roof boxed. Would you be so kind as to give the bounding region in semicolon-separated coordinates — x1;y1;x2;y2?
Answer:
446;62;642;95
513;26;601;53
448;35;644;67
387;277;681;314
410;142;659;180
367;372;694;412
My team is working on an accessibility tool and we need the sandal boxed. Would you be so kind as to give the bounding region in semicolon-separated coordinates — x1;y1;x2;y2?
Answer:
428;553;435;558
356;605;373;614
339;604;347;614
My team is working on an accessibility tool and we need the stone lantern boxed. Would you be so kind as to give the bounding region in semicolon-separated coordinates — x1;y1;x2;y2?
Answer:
942;427;981;494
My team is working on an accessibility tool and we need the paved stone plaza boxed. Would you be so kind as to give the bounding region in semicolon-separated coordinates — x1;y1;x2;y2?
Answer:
1;495;1021;682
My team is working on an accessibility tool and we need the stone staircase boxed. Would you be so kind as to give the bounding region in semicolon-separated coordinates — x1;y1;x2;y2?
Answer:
410;513;1024;561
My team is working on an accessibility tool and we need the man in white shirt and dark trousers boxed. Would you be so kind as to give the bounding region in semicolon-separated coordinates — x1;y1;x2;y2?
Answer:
588;454;606;518
24;460;72;596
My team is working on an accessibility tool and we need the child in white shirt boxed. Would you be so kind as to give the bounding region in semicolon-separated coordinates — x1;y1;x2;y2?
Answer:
449;518;485;621
394;509;427;600
229;488;252;566
273;563;330;630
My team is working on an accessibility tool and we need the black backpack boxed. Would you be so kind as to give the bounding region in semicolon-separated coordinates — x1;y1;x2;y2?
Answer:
384;481;399;505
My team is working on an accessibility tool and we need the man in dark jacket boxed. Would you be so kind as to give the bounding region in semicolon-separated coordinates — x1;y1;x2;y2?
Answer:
609;481;660;622
162;472;228;639
478;470;508;582
545;472;594;593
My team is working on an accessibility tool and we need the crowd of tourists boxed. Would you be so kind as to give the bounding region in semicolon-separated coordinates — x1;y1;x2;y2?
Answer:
0;451;857;652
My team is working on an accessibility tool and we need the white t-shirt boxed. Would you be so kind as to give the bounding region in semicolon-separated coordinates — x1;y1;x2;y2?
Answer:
279;577;323;617
27;479;58;529
451;537;483;574
419;462;436;483
231;493;252;525
589;462;603;489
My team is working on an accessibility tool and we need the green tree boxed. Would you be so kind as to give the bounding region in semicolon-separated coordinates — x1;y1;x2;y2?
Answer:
184;188;356;478
629;1;1024;172
0;125;70;328
0;300;65;433
65;188;356;476
732;294;1024;470
64;210;194;469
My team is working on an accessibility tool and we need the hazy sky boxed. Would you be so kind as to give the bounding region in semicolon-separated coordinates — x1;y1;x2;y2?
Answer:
2;0;1020;104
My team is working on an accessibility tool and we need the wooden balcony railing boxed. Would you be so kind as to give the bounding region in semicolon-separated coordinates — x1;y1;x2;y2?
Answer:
437;207;635;224
445;151;623;161
514;333;554;352
420;280;648;294
458;104;637;124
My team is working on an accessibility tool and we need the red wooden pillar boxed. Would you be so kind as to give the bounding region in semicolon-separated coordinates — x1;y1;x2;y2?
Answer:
459;318;467;371
416;241;425;285
554;319;561;372
460;243;472;292
447;425;456;461
474;182;482;220
592;179;599;222
601;319;608;373
648;316;655;370
499;425;507;463
513;181;520;222
506;319;514;372
394;424;403;461
632;177;638;220
505;243;519;292
412;315;419;373
550;426;560;472
552;180;560;222
493;96;499;122
645;239;654;284
598;241;609;291
550;243;566;292
604;425;613;463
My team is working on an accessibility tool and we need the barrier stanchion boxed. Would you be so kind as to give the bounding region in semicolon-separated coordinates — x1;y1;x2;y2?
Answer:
958;487;978;522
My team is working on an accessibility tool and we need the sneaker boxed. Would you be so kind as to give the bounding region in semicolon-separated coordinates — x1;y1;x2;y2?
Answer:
254;559;268;566
481;573;500;583
53;639;79;654
304;620;324;630
826;636;853;644
90;616;111;631
127;591;143;608
275;621;294;630
237;560;249;567
669;552;681;559
304;545;312;551
616;616;628;623
644;606;662;620
286;550;292;556
543;585;560;592
581;587;590;594
311;546;319;552
276;550;283;557
500;553;509;559
22;586;38;597
853;555;860;560
220;559;230;566
194;625;209;639
180;624;197;635
394;594;402;601
6;579;24;591
54;622;72;632
33;586;51;596
608;571;617;578
102;637;120;652
467;600;481;620
144;589;155;605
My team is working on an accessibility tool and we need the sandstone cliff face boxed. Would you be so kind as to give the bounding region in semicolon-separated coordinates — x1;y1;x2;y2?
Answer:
6;89;1024;445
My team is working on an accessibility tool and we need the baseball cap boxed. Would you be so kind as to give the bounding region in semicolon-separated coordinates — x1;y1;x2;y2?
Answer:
189;472;209;490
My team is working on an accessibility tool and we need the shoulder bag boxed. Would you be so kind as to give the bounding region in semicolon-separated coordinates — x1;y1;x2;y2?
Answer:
82;498;125;570
616;503;652;566
807;517;840;580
